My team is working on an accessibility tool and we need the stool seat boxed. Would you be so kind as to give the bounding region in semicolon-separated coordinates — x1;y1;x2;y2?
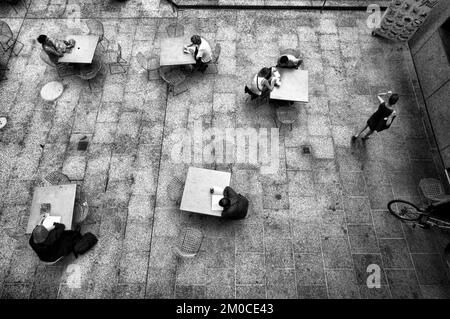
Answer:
40;81;64;102
0;117;7;129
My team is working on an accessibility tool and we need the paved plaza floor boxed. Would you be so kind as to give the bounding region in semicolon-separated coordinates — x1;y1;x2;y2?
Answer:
0;0;449;299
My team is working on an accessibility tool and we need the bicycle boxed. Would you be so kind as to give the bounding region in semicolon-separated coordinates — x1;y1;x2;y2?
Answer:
387;199;450;231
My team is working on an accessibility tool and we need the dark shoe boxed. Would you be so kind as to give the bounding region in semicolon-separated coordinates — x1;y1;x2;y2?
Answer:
445;243;450;255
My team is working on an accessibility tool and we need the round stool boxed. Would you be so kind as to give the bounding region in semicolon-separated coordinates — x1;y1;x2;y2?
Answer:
40;81;64;103
0;117;7;129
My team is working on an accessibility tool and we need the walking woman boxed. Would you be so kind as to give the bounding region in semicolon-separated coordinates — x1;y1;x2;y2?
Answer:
353;91;399;141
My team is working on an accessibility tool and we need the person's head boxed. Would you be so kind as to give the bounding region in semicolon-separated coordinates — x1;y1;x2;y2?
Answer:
258;67;272;80
37;35;48;44
279;55;289;65
219;198;231;209
190;35;201;45
388;93;399;106
32;225;49;244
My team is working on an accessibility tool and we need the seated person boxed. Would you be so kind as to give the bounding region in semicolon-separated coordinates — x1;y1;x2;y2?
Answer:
37;34;74;64
219;186;249;220
185;35;212;73
426;197;450;222
276;54;302;69
245;67;280;100
29;215;82;262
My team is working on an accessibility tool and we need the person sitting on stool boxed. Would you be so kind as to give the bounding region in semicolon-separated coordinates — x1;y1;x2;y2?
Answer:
29;216;82;263
185;35;212;73
219;186;249;220
276;54;303;69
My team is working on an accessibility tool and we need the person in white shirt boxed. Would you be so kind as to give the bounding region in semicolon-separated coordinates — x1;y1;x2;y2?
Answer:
185;35;212;73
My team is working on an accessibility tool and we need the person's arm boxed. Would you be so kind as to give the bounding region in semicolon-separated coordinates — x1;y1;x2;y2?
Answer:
221;208;232;219
377;90;392;103
45;223;65;244
272;67;281;80
385;110;397;125
44;45;64;57
263;78;275;91
433;196;450;207
196;48;204;61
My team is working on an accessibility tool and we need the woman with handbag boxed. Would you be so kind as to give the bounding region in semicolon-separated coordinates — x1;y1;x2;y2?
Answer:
352;91;399;141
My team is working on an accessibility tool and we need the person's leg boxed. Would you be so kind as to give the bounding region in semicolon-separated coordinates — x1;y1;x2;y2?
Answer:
58;231;82;257
445;243;450;255
362;130;374;139
354;124;369;138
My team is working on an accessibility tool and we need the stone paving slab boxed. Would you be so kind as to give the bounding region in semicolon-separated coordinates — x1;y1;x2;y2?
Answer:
1;1;449;300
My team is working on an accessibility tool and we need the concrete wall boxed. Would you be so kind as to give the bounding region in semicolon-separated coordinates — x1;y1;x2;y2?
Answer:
409;0;450;178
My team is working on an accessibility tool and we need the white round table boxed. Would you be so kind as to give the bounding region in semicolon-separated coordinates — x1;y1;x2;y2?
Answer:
40;81;64;102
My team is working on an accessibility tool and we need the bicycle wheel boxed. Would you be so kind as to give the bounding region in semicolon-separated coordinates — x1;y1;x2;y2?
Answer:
387;200;424;221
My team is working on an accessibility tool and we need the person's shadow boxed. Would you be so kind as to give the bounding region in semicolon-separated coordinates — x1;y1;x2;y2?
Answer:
350;136;369;168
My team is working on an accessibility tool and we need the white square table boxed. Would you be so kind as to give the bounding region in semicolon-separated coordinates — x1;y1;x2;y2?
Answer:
270;69;309;102
180;167;231;217
58;35;99;64
159;37;196;67
26;184;77;234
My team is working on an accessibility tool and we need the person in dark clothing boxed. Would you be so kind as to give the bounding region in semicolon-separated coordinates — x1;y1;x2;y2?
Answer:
29;220;82;263
426;197;450;222
352;91;399;141
219;186;249;220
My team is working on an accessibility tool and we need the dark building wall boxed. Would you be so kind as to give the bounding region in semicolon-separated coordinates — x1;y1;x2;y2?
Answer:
409;0;450;181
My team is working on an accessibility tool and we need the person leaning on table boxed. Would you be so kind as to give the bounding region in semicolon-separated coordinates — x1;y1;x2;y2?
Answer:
29;215;82;263
219;186;249;220
37;35;74;65
185;35;212;73
276;54;303;69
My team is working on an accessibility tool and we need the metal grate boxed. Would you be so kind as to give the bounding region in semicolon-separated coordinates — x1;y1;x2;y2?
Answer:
174;228;203;258
419;178;444;200
302;146;311;155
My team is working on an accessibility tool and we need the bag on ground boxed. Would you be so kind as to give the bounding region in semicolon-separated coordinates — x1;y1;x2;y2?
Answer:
73;232;98;258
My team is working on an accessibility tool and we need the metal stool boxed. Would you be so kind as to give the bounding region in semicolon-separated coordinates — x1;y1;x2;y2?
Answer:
167;177;184;205
419;178;446;203
275;105;299;131
0;116;7;129
40;171;70;187
173;227;203;259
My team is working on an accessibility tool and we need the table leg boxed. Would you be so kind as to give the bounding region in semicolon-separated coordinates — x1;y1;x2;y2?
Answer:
321;0;327;13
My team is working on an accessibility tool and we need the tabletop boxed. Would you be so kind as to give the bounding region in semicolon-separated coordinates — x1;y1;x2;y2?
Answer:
270;69;309;102
58;35;99;64
160;37;196;67
26;184;77;234
180;167;231;217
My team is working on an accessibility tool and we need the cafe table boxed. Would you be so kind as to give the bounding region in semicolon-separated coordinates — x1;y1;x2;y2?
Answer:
26;184;77;233
58;35;99;64
180;167;231;217
159;37;196;67
270;69;309;103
